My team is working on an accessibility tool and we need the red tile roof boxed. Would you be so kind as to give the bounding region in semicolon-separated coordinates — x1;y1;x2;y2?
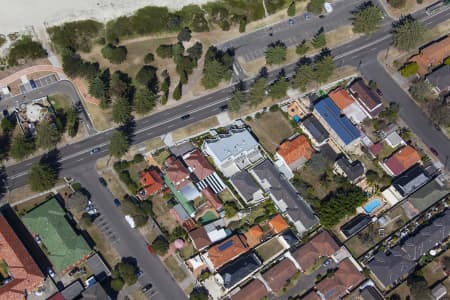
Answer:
369;142;383;156
384;145;421;176
207;235;249;269
164;156;190;189
301;291;322;300
268;214;289;234
277;135;314;166
231;279;268;300
291;231;340;271
316;259;365;300
329;88;355;110
0;214;44;300
262;258;298;292
201;187;223;211
140;168;164;196
244;225;264;247
189;227;211;250
409;35;450;75
183;149;214;180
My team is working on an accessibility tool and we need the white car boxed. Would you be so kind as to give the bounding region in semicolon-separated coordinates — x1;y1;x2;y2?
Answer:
324;2;333;14
47;267;55;278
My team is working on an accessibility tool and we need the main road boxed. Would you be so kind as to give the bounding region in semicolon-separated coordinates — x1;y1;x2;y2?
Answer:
2;3;450;300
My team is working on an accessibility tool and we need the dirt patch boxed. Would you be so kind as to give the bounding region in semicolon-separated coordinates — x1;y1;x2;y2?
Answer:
380;0;435;19
152;193;178;234
143;137;166;152
171;116;219;142
246;110;294;153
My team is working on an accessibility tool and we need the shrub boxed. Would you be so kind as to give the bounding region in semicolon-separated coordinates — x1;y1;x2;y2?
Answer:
152;235;169;255
8;36;47;65
133;153;144;163
400;62;419;77
144;52;154;64
113;160;129;172
110;278;125;291
388;0;406;8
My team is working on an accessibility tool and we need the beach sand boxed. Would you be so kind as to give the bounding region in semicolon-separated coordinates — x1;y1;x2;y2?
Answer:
0;0;215;34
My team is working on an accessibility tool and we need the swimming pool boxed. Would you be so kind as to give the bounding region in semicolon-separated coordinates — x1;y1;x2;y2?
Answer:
364;199;382;214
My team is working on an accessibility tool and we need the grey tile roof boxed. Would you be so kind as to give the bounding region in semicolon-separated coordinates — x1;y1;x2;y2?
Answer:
336;156;364;182
61;280;84;300
204;129;259;162
392;164;430;197
218;251;262;288
369;209;450;288
302;115;329;144
252;160;318;230
230;171;261;202
170;141;195;157
81;282;110;299
408;177;449;214
426;65;450;91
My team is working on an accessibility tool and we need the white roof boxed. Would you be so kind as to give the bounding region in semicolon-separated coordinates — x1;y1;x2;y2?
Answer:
205;129;259;162
207;229;228;243
343;102;367;124
385;131;404;148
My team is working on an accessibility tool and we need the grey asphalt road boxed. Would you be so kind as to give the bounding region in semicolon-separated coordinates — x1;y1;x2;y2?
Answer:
73;167;186;300
218;0;372;62
0;80;97;135
2;3;450;299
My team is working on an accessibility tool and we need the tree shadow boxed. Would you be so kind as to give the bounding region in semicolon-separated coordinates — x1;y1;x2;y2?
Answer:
0;166;7;199
39;149;62;178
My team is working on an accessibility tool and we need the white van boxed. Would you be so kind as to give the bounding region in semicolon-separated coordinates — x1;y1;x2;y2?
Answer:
324;2;333;14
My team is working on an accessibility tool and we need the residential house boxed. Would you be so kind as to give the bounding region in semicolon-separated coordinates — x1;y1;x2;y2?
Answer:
313;97;361;150
244;225;264;248
189;227;212;251
262;258;298;293
137;167;164;199
0;214;44;300
275;135;314;179
268;214;290;234
431;283;447;300
382;164;431;205
426;65;450;94
164;156;191;190
230;170;264;204
230;279;268;300
81;282;111;299
301;115;330;147
334;156;365;183
316;258;365;300
218;251;262;289
384;131;405;149
368;209;450;290
357;285;385;300
202;128;262;177
250;160;319;234
383;145;421;176
201;187;223;211
291;231;340;271
204;219;228;244
183;149;225;193
348;79;384;118
409;35;450;75
206;234;250;270
340;214;372;238
328;87;367;124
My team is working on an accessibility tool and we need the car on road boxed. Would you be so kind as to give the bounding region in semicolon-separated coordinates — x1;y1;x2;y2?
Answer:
142;283;153;293
220;104;228;111
136;270;143;277
90;147;101;155
376;88;383;97
181;114;190;120
99;177;107;187
429;147;439;156
147;244;154;254
304;13;311;20
113;198;121;207
288;19;295;25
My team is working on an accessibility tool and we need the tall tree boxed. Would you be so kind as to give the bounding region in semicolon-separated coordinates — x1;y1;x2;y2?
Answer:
292;63;314;91
173;82;182;100
108;130;129;158
296;40;309;55
311;29;326;49
110;71;131;100
112;98;132;124
177;27;192;42
136;65;159;92
201;47;233;89
9;135;35;160
352;4;383;35
88;76;108;100
228;90;246;112
287;1;296;16
307;0;324;15
66;107;79;138
314;55;335;83
249;77;267;106
134;88;156;114
265;42;287;65
269;76;289;99
27;162;57;192
392;17;426;51
36;121;61;150
187;42;203;62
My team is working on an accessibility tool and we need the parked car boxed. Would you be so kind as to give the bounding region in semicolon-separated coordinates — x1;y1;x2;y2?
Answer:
90;147;101;155
219;104;228;111
47;267;55;278
136;270;143;277
181;114;190;120
288;18;295;25
69;267;80;276
98;177;107;187
141;283;153;293
147;244;154;254
29;80;37;89
113;198;121;207
429;147;439;156
304;13;312;20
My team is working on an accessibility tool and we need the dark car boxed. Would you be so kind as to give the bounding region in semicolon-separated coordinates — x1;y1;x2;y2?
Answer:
319;15;325;18
219;104;228;111
29;80;37;89
304;13;312;20
376;88;383;97
141;283;153;293
113;199;121;207
136;270;143;277
429;147;439;156
288;18;295;25
69;267;80;276
181;114;190;120
99;177;107;187
90;147;101;155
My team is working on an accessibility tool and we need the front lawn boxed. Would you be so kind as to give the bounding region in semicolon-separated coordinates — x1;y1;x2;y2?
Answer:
165;255;187;282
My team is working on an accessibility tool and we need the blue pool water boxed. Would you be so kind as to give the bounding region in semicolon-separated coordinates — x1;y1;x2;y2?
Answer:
364;199;382;214
293;115;300;123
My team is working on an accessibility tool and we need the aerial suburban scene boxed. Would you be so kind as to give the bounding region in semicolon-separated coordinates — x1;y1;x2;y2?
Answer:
0;0;449;299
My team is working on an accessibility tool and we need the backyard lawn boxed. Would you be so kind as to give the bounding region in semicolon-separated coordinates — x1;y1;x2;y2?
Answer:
246;110;294;153
152;193;178;234
255;237;285;262
48;93;73;111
